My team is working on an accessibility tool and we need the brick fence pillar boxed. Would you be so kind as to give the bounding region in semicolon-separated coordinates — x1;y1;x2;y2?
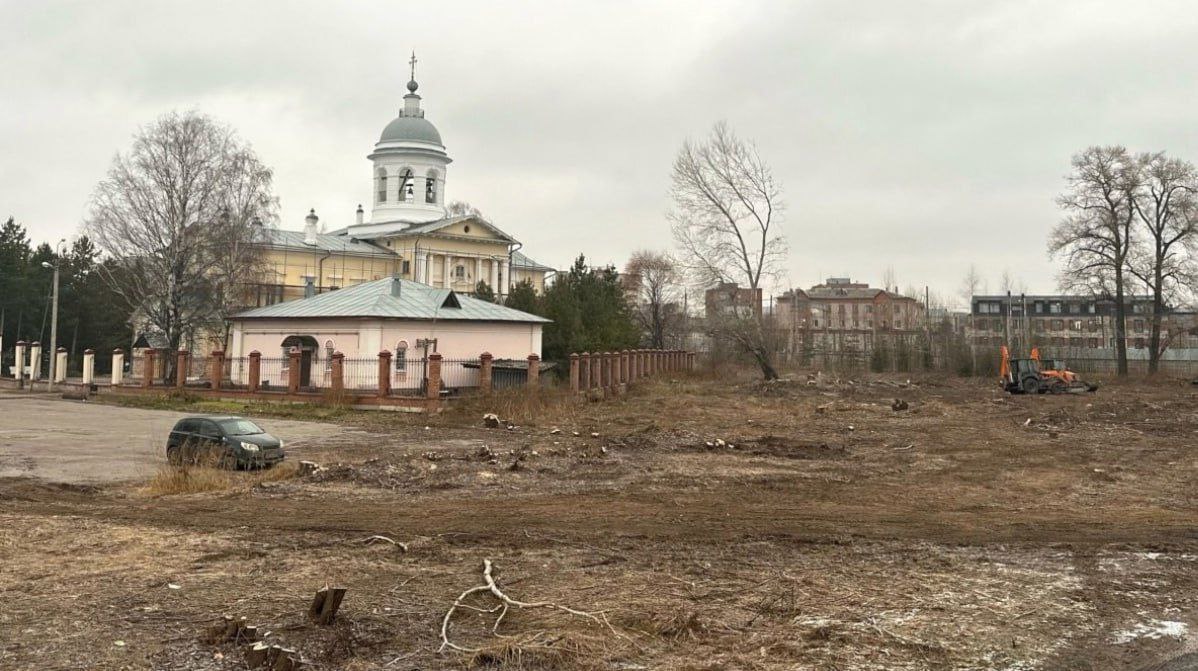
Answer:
287;348;301;394
55;347;68;383
331;352;344;392
378;350;393;397
569;353;580;392
588;352;601;391
174;352;189;388
82;349;95;385
688;351;696;371
142;348;155;388
480;352;494;394
111;348;124;386
600;352;611;390
620;350;630;386
527;353;540;389
29;342;42;380
248;351;261;393
426;353;443;407
632;349;641;382
210;350;224;390
13;341;26;381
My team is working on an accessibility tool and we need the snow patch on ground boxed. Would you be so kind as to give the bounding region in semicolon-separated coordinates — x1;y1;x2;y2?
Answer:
1112;619;1188;644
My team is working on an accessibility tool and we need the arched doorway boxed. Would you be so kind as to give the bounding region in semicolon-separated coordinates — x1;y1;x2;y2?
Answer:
281;335;319;387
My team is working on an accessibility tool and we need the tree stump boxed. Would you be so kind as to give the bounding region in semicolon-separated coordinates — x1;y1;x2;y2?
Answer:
308;586;346;625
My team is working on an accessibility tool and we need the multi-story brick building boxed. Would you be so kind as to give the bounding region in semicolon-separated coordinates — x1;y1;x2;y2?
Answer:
966;294;1198;353
774;278;926;353
705;282;763;320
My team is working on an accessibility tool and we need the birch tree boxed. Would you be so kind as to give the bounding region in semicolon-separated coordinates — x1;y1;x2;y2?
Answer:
86;111;276;376
1049;146;1140;376
670;121;786;379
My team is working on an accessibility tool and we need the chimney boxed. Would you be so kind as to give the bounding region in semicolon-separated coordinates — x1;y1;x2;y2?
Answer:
303;209;319;245
356;204;364;226
304;277;316;298
390;275;402;298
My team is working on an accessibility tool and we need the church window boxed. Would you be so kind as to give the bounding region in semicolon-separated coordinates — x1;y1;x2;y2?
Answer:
425;171;438;204
400;168;415;203
401;260;411;275
454;264;466;280
376;169;387;203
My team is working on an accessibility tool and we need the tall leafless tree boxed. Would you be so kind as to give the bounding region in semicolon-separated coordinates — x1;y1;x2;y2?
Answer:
624;250;684;349
1128;152;1198;373
959;263;983;373
1049;146;1140;376
86;111;277;376
670;121;786;379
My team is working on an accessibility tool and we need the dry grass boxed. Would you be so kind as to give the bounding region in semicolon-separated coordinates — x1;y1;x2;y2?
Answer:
139;460;298;497
449;385;585;427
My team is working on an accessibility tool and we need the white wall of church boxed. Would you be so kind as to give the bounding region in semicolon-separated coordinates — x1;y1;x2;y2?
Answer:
229;318;543;364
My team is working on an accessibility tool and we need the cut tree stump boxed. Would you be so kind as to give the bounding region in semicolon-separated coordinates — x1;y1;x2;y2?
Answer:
308;586;347;625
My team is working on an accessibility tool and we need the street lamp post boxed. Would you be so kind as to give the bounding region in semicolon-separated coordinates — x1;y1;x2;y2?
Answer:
42;239;66;392
41;260;59;392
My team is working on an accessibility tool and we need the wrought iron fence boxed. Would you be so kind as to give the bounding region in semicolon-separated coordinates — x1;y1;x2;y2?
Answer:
342;358;379;391
439;358;481;392
256;357;289;390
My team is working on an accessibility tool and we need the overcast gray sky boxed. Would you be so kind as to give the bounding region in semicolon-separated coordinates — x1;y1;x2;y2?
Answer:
4;0;1198;306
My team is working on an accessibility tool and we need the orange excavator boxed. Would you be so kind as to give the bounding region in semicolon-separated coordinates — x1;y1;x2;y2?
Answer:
999;346;1097;394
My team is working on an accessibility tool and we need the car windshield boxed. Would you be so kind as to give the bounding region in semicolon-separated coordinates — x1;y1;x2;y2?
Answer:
218;419;264;436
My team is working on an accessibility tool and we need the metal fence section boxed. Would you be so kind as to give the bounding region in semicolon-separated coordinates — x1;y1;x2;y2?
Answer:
390;356;427;396
342;358;379;391
439;358;480;392
256;357;289;390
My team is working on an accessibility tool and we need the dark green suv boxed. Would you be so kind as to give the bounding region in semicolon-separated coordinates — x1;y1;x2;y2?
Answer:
166;416;285;469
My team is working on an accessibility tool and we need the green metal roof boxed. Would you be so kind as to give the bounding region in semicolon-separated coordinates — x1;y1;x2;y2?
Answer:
379;116;443;145
256;228;391;255
511;250;553;271
231;277;550;323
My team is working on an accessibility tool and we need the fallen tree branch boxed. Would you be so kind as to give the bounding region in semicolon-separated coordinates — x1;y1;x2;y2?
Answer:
438;559;614;653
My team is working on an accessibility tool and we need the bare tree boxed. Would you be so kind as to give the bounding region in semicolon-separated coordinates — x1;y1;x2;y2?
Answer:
882;266;897;293
1127;152;1198;373
1049;146;1140;376
670;121;786;379
960;263;983;372
624;250;684;349
446;201;484;218
86;111;277;376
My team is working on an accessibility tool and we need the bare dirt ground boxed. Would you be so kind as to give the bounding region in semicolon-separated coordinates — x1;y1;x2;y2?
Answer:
3;371;1198;670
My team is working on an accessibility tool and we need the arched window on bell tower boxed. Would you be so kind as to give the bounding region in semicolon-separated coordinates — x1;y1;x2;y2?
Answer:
376;168;388;203
400;168;415;203
425;170;438;204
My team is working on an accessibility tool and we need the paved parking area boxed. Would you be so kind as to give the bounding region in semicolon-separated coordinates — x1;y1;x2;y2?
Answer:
0;392;346;484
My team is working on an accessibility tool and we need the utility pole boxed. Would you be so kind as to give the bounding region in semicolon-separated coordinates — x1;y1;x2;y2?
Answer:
42;260;60;392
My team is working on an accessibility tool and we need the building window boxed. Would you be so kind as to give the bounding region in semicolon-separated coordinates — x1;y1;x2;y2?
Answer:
1134;319;1145;333
1135;337;1146;349
1071;320;1082;331
401;260;411;275
425;171;438;204
1069;337;1083;347
1051;319;1063;331
1087;338;1099;348
454;264;466;280
1049;302;1062;314
395;341;408;373
376;169;387;203
258;284;284;307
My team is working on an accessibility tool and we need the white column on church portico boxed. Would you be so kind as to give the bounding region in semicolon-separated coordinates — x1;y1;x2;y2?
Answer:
490;259;499;293
475;258;482;289
414;250;426;283
442;254;451;288
424;253;432;285
498;259;509;296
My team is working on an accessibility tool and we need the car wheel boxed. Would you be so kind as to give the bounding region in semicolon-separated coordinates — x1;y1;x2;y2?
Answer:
167;446;182;466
